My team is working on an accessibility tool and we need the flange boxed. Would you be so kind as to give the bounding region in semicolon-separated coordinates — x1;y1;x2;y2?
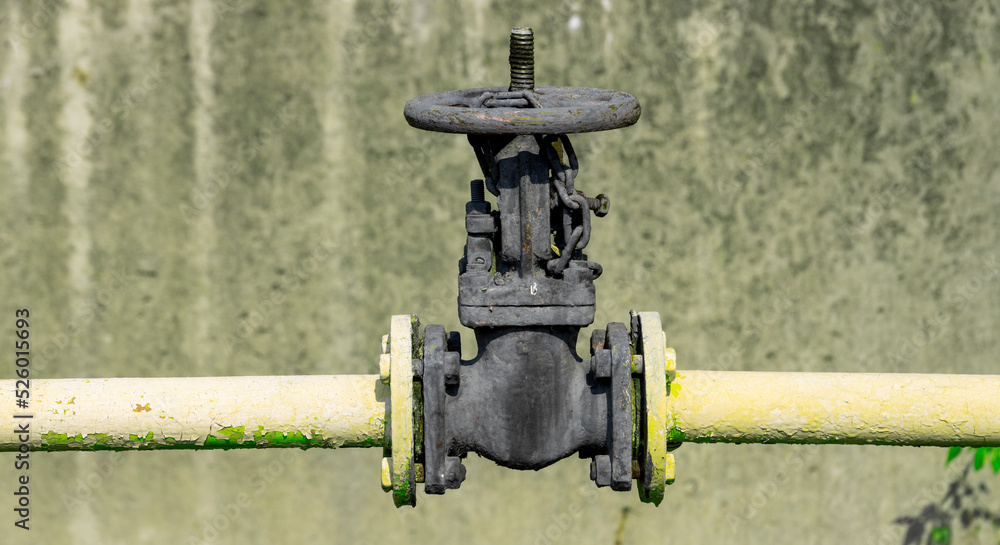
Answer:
632;310;676;505
380;314;419;507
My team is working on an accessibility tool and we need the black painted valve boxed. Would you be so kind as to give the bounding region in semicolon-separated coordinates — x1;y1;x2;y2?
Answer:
386;27;674;508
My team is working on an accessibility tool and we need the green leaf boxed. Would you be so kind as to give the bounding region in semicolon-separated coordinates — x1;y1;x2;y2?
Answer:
973;447;988;471
992;448;1000;474
946;446;963;465
929;525;951;544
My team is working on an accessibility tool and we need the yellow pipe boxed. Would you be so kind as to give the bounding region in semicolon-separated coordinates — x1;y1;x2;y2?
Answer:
0;375;387;451
669;371;1000;447
6;370;999;452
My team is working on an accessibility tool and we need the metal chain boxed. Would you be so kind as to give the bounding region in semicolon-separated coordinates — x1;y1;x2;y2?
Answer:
537;134;599;275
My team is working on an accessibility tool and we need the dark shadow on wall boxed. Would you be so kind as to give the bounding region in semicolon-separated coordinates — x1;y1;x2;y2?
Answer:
894;462;1000;545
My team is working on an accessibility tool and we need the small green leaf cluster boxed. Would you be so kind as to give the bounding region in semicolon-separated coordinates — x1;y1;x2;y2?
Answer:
946;446;1000;473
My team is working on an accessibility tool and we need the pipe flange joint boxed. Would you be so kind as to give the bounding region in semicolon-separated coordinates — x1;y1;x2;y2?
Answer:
381;315;421;507
631;310;676;506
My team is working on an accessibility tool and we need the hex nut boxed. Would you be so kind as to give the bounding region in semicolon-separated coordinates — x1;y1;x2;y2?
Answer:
590;328;607;356
444;352;461;386
592;349;611;379
379;353;391;384
631;354;644;374
444;456;466;489
591;193;611;217
381;457;392;491
465;214;496;234
592;454;612;487
665;344;676;382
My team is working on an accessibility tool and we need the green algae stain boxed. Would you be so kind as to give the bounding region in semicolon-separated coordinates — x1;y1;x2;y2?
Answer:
36;426;377;451
204;426;247;447
42;431;75;447
666;428;688;444
43;431;119;451
86;433;113;447
128;431;155;444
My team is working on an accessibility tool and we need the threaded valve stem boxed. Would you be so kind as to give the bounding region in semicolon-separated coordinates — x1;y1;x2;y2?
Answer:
509;27;534;91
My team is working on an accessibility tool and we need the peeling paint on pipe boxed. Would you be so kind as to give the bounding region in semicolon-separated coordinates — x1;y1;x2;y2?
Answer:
0;375;387;451
5;370;998;452
668;371;1000;447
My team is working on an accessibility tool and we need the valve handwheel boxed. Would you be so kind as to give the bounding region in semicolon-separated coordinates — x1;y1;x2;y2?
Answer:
403;86;641;135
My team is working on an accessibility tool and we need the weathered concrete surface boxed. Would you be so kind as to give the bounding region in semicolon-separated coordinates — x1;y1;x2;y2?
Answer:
0;0;998;543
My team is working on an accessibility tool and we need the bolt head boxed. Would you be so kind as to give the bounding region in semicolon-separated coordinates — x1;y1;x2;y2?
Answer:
444;351;461;386
665;345;676;382
631;354;644;374
379;353;391;384
591;349;612;380
590;328;607;356
592;455;612;487
381;457;392;491
593;193;611;217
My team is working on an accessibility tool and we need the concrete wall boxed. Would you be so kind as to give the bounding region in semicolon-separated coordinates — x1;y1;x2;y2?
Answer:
1;0;998;543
